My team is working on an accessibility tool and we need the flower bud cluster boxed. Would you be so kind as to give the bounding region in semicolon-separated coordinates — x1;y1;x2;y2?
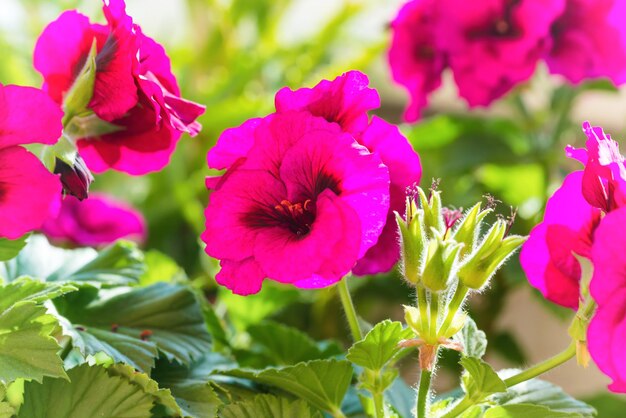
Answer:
397;187;526;293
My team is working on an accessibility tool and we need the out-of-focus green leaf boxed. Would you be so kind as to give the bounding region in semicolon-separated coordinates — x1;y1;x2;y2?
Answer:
219;359;353;416
484;404;578;417
492;371;596;417
140;250;186;285
476;164;544;208
221;394;323;418
0;235;144;287
18;364;153;418
219;283;300;330
247;321;328;366
56;283;211;371
453;316;487;359
0;236;28;262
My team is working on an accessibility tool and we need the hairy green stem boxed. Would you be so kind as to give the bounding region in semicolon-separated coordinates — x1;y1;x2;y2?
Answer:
373;391;385;418
417;286;430;337
337;278;363;342
429;294;439;341
438;284;469;337
417;369;432;417
441;342;577;418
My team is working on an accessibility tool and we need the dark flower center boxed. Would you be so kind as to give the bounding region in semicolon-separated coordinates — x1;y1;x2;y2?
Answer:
273;199;315;236
467;0;522;39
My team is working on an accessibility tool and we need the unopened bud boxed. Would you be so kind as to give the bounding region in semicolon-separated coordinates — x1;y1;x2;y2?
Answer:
417;187;444;238
54;154;94;201
453;203;492;258
396;200;426;285
403;305;422;336
458;221;526;289
421;232;463;292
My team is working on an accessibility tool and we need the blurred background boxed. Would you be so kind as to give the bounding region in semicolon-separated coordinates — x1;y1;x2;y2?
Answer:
2;0;625;414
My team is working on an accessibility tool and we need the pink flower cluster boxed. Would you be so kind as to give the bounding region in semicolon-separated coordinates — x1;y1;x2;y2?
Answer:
389;0;626;121
521;122;626;392
34;0;205;174
202;71;422;295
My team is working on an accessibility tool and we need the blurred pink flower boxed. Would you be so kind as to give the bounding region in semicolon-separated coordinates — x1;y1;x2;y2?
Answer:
34;0;205;175
388;0;446;121
0;83;62;239
275;72;422;275
42;193;145;246
520;172;601;309
566;121;626;212
203;111;391;295
546;0;626;85
442;0;564;107
587;208;626;393
388;0;565;118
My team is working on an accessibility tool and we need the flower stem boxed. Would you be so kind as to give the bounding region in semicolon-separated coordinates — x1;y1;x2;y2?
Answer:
441;342;577;418
429;293;439;341
503;341;576;387
337;278;363;342
438;284;469;337
417;286;430;337
417;369;432;417
373;392;385;418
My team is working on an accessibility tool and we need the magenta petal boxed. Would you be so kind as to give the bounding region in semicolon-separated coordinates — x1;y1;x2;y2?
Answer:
216;257;266;296
0;84;63;147
41;193;145;246
275;70;380;134
253;189;360;283
353;117;421;274
278;127;390;258
588;289;626;393
0;147;61;239
89;0;138;121
203;169;286;262
388;0;445;122
520;171;600;308
590;207;626;305
33;10;98;104
207;118;262;170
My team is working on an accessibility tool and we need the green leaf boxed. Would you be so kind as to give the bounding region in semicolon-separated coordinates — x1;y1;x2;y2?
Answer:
152;353;232;417
453;316;487;359
346;320;413;371
385;376;416;418
0;236;28;262
219;359;353;416
491;371;596;417
219;283;299;330
0;235;143;287
221;394;323;418
140;250;186;285
247;321;326;366
460;357;507;402
0;279;69;384
18;364;154;418
106;363;181;416
58;283;211;371
0;385;14;418
484;404;577;418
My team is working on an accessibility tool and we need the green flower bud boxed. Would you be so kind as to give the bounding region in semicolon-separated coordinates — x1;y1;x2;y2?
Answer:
421;231;463;292
417;187;444;238
452;203;493;258
403;305;422;336
396;199;426;285
458;220;526;289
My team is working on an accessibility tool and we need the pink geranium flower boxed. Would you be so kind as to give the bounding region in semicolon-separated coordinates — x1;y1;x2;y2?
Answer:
587;208;626;392
203;111;390;295
0;83;63;239
441;0;564;107
34;0;205;175
546;0;626;85
566;121;626;212
520;172;601;308
275;72;422;275
41;193;145;247
388;0;446;122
